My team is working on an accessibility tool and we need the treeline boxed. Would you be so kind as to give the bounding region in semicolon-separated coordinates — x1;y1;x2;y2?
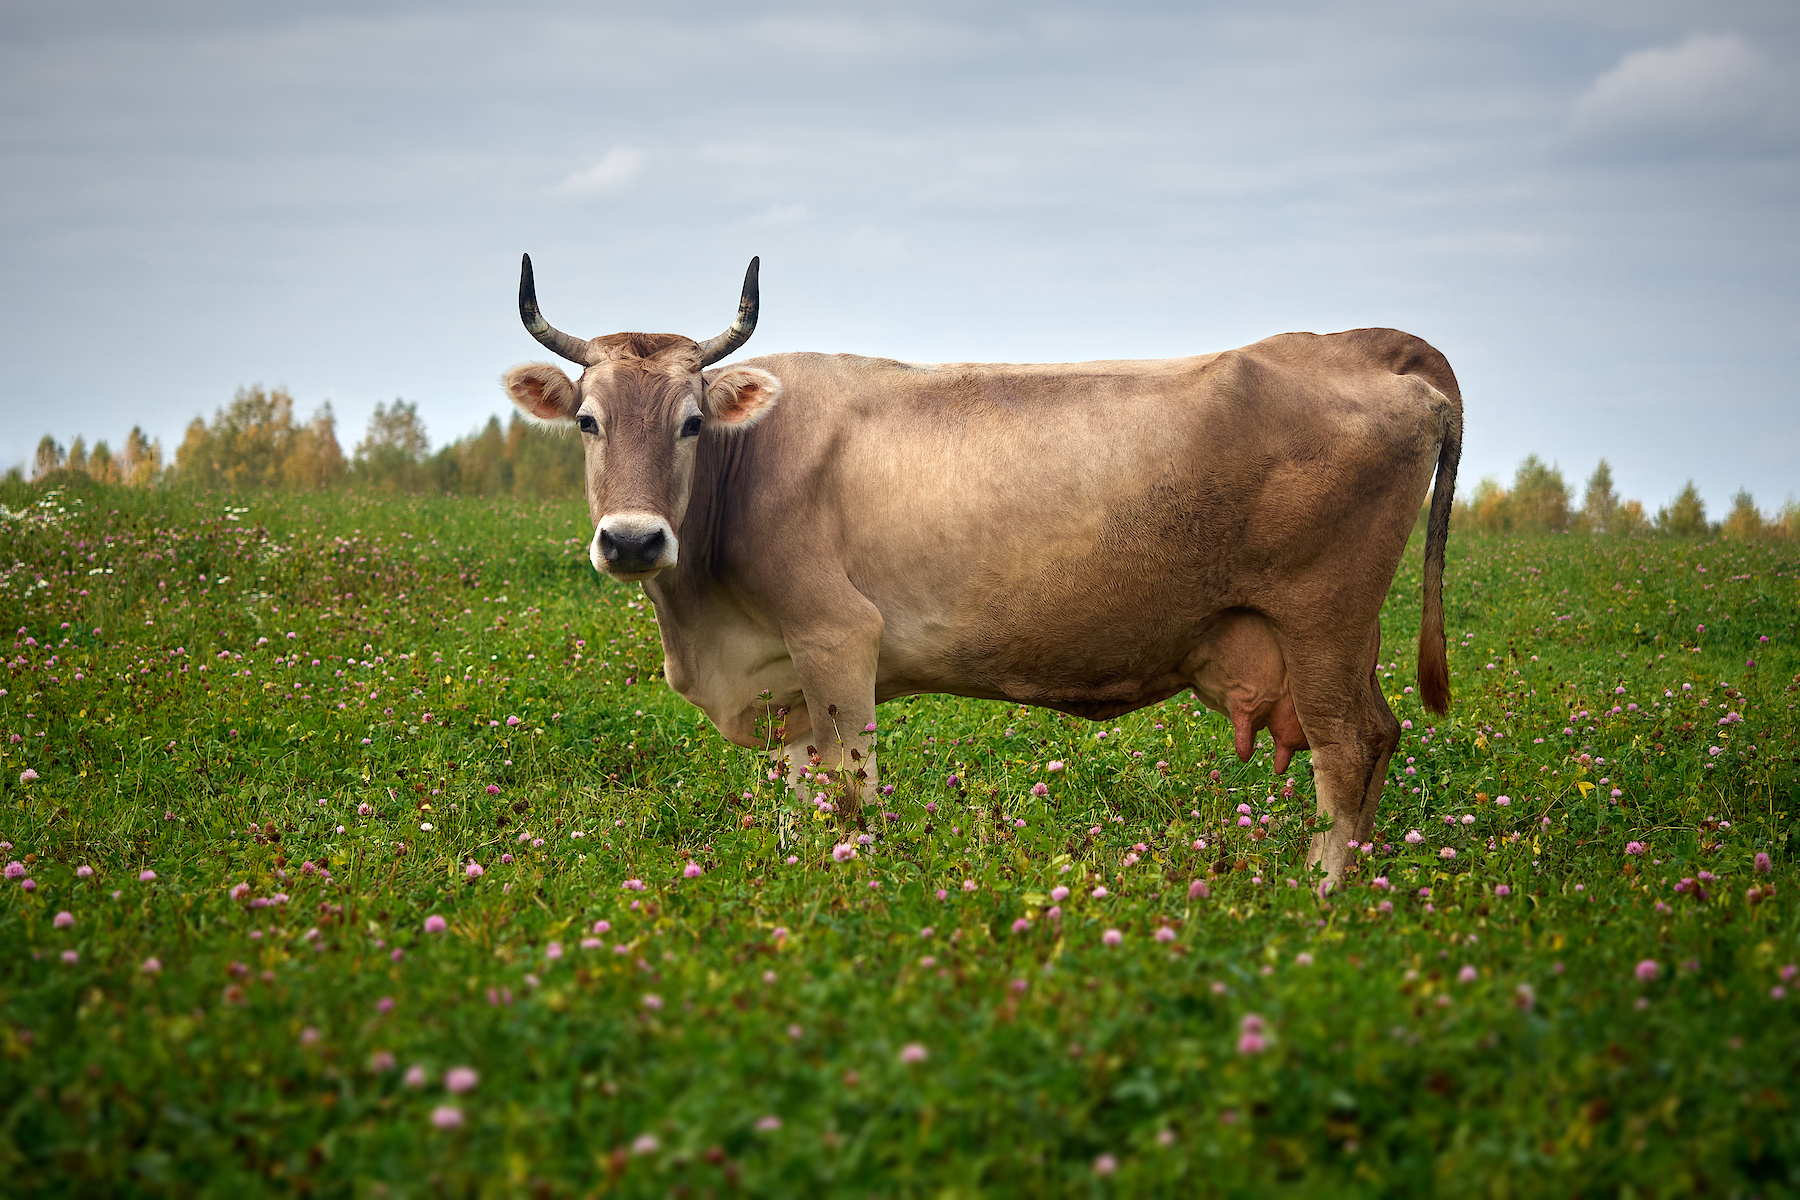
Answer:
17;388;1799;536
31;427;167;488
1454;455;1798;541
25;385;583;499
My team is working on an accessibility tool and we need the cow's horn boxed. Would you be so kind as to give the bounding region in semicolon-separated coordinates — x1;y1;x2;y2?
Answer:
518;253;592;365
695;257;759;366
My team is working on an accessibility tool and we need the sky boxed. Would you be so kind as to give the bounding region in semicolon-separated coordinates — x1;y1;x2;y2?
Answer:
2;0;1797;513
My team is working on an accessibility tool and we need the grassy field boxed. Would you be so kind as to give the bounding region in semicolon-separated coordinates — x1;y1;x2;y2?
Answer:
0;477;1794;1197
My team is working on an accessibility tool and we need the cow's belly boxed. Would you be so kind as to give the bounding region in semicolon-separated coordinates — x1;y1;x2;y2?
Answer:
876;605;1311;766
874;625;1192;717
874;584;1264;710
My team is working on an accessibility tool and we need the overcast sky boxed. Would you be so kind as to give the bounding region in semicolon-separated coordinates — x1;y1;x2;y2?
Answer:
2;0;1796;512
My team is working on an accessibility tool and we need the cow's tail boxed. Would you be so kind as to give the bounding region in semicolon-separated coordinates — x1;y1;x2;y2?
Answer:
1417;404;1461;715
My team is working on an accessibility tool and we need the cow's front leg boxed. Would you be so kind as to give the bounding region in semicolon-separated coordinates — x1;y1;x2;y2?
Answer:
768;700;878;820
780;596;882;824
767;701;825;809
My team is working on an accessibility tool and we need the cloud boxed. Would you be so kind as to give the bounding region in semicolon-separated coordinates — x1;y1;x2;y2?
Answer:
553;147;646;197
1566;32;1797;158
754;203;809;226
742;15;989;62
845;223;906;266
1410;229;1557;260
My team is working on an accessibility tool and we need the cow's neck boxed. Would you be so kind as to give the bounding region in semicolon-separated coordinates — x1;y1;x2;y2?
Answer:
640;430;747;701
649;426;744;602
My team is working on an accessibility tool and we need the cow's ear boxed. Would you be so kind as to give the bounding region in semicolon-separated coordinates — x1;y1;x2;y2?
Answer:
704;367;781;429
503;362;579;426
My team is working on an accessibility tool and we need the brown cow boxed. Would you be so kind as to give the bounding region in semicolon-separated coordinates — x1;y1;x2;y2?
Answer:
503;255;1460;885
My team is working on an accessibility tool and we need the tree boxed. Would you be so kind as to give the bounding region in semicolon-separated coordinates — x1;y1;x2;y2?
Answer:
1720;490;1763;541
1460;476;1511;533
88;440;120;484
1656;481;1708;537
174;418;216;489
209;385;298;490
507;413;583;499
1511;455;1570;533
171;385;347;491
1777;497;1800;541
452;416;510;496
32;436;64;481
66;437;89;477
122;427;164;487
1613;499;1649;536
353;400;429;492
1581;460;1619;534
285;404;347;490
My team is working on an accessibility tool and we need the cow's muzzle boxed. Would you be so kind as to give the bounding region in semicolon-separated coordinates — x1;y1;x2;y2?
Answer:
593;513;678;578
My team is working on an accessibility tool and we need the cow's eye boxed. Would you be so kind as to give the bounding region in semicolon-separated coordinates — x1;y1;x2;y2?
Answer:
577;414;599;435
679;414;704;439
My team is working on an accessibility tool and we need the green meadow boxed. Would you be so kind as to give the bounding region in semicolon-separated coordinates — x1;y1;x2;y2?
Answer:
0;478;1794;1196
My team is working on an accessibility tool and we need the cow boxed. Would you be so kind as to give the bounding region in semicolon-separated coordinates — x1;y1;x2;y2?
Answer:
503;254;1461;886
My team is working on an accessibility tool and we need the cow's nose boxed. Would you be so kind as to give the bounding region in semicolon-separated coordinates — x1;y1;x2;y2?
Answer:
600;526;665;570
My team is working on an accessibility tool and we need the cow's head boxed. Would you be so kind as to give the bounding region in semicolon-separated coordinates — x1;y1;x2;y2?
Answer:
502;255;779;581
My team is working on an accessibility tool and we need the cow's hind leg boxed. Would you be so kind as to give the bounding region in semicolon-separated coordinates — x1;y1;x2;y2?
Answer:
1353;667;1401;850
1284;623;1398;888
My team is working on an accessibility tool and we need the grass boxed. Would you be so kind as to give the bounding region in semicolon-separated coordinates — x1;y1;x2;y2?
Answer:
0;475;1795;1197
